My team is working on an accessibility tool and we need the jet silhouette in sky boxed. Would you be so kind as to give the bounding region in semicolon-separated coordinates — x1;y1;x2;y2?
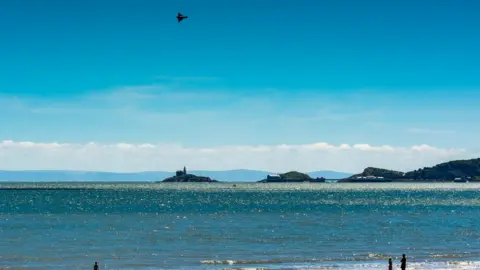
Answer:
177;12;188;23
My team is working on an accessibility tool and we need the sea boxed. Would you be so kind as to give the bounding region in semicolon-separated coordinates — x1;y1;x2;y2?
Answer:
0;182;479;270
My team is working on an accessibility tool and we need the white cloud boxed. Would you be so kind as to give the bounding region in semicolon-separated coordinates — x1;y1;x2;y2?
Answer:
0;140;474;174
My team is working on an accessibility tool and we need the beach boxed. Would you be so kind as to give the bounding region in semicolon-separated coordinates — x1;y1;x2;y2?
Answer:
0;182;479;269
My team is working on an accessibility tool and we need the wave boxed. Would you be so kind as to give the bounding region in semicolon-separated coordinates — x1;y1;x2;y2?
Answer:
204;260;480;270
201;258;323;265
201;255;480;269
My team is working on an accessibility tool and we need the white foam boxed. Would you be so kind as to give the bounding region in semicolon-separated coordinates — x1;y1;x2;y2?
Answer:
203;259;480;270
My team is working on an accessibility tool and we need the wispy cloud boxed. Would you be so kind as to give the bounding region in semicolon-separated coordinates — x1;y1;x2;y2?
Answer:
279;107;383;123
154;75;221;83
1;82;377;126
406;128;456;135
1;83;235;115
0;140;472;173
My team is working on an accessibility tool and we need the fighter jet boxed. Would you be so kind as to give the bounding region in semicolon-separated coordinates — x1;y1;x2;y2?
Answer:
177;12;188;23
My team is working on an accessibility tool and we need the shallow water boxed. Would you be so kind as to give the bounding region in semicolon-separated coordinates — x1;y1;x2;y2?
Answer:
0;182;479;269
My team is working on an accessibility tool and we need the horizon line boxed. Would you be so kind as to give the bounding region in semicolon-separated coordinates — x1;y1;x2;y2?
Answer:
0;169;354;174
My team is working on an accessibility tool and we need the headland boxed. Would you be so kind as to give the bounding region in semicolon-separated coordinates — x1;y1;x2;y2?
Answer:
339;158;480;182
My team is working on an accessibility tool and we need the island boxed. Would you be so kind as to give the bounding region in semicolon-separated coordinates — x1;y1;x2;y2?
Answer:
158;167;219;183
258;171;326;183
339;158;480;182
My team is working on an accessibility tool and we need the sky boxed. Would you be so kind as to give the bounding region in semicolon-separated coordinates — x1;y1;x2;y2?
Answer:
1;0;479;173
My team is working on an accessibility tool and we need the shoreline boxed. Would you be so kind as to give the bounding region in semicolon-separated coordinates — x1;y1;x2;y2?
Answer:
2;257;480;269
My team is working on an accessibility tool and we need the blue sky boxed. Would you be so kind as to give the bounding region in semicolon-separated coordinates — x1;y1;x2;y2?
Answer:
0;0;479;171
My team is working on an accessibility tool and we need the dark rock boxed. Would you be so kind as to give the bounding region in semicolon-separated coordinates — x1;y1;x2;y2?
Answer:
157;166;219;183
258;171;326;183
161;174;218;182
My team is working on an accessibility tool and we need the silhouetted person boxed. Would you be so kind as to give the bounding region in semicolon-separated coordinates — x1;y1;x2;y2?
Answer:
400;254;406;270
93;262;99;270
388;258;393;270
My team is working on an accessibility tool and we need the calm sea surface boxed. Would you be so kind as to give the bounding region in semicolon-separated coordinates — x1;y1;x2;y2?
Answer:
0;182;479;269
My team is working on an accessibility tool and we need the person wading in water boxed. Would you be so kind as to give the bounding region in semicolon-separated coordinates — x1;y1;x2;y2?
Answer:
400;254;406;270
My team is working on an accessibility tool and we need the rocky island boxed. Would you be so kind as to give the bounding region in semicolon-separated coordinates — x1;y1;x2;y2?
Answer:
258;171;326;183
158;167;218;183
339;158;480;182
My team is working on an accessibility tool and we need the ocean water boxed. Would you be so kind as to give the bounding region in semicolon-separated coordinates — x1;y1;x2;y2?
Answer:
0;182;479;270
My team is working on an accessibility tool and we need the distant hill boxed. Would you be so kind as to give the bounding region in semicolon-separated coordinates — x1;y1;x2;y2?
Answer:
0;170;166;182
188;169;273;182
404;158;480;181
0;169;352;182
348;158;480;181
279;171;313;180
308;170;353;179
349;167;405;179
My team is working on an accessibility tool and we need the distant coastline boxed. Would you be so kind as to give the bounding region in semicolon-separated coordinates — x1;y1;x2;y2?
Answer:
0;157;479;183
254;158;480;183
0;169;351;182
339;158;480;183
